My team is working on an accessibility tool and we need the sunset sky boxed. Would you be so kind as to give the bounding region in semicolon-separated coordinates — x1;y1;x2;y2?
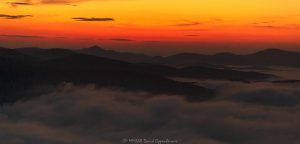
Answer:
1;0;300;55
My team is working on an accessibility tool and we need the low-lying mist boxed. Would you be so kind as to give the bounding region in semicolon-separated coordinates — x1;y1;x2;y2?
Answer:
1;78;300;144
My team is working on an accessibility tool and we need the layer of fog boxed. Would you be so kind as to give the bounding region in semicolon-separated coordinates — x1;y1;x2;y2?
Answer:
2;67;300;144
1;80;300;144
234;66;300;80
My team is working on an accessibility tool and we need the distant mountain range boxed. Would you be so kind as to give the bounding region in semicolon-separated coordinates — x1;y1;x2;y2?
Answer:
78;46;300;67
1;47;212;104
0;46;282;104
79;46;157;63
12;46;275;81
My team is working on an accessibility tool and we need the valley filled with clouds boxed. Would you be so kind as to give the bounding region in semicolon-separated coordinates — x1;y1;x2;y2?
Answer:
1;67;300;144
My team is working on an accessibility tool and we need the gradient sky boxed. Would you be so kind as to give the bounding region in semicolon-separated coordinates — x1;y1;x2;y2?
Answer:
1;0;300;55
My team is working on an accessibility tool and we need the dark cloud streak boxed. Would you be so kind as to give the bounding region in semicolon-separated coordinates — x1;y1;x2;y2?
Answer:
0;34;44;39
0;14;32;19
72;17;114;21
109;38;133;42
8;0;91;5
174;21;202;27
8;2;33;7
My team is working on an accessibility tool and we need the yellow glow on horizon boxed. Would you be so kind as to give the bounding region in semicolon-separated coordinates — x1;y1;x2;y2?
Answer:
1;0;300;51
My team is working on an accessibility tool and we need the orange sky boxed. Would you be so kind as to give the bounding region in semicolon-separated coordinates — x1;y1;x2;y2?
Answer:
1;0;300;55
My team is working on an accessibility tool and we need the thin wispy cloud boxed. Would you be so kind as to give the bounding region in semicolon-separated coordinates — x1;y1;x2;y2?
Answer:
0;34;44;38
72;17;114;21
253;25;278;29
251;23;300;30
77;38;95;41
250;17;300;30
252;20;276;25
39;0;91;4
144;41;161;43
8;2;33;7
8;0;93;6
185;34;199;37
109;38;133;42
173;18;223;27
0;14;32;19
174;21;202;27
176;28;208;32
55;36;67;39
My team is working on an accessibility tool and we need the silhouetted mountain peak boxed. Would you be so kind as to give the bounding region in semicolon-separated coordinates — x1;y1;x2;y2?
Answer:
78;46;157;63
86;45;106;51
0;47;15;54
0;47;30;60
252;48;297;56
257;48;283;53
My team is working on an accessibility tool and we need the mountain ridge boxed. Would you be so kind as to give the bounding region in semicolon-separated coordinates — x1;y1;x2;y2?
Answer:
0;47;215;104
2;46;299;67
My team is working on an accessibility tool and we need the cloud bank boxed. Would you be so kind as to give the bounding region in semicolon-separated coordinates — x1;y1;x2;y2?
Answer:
1;80;300;144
